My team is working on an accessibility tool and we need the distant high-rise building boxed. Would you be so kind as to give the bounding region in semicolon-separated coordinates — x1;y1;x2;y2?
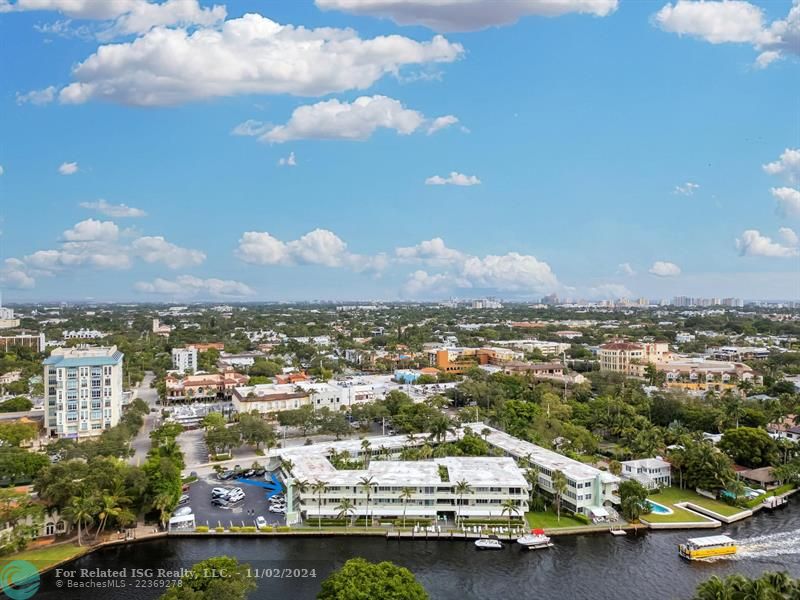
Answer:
541;293;559;305
172;346;198;373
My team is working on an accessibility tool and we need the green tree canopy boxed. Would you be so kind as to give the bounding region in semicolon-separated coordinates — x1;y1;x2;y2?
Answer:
161;556;255;600
318;558;428;600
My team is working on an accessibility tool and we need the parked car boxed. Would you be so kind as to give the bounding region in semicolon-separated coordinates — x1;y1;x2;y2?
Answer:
211;487;231;499
268;505;286;514
211;497;231;508
173;506;193;517
218;470;235;480
242;469;255;478
255;516;267;530
227;490;246;504
178;494;190;505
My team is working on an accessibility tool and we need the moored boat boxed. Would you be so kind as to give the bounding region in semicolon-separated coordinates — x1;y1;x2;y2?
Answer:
475;536;504;550
517;529;553;550
679;535;737;560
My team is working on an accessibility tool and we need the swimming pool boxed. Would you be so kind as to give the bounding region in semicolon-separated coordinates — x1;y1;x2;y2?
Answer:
646;499;674;515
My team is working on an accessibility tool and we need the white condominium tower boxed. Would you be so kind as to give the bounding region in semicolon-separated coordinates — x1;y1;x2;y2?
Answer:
44;345;124;439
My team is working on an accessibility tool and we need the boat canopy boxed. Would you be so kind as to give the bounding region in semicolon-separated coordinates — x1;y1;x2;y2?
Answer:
589;507;609;518
686;535;734;547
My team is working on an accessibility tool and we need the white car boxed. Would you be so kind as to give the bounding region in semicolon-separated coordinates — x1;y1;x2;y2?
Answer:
255;516;267;530
173;506;193;517
268;505;286;514
269;496;285;504
227;490;246;503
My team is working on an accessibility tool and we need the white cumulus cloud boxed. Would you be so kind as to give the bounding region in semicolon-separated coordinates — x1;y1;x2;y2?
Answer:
316;0;619;32
46;13;462;106
425;171;481;186
772;186;800;217
58;161;79;175
236;229;386;273
764;148;800;185
132;236;206;269
258;96;453;143
617;262;636;276
62;219;119;242
654;0;800;68
16;86;56;106
80;199;147;218
736;229;799;257
779;227;799;246
426;115;460;134
648;261;681;277
1;0;226;38
135;275;255;298
396;237;466;265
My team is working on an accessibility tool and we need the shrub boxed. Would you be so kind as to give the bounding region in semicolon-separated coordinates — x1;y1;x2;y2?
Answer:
195;526;209;533
276;526;291;532
229;526;241;532
241;526;257;533
214;526;224;533
572;513;590;525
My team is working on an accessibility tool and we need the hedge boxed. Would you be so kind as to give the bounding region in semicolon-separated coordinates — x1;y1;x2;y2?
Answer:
195;526;209;532
572;513;590;525
275;526;291;532
393;519;432;527
215;526;224;533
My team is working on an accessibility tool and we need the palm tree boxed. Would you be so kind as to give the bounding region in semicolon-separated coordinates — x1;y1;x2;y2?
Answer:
399;487;414;529
95;487;130;541
64;494;96;547
310;480;329;529
336;498;356;527
693;576;731;600
428;416;454;444
454;479;473;526
500;499;520;538
551;470;567;523
152;491;174;529
608;460;622;477
360;439;372;468
359;475;376;529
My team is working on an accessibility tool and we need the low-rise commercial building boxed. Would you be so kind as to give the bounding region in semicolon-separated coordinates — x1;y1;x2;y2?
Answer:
598;341;671;376
0;333;46;353
165;369;249;402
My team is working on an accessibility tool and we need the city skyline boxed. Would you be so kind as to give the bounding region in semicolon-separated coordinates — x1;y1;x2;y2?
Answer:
1;0;798;302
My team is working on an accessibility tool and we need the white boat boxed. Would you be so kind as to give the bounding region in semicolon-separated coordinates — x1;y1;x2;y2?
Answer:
475;536;504;550
517;531;553;550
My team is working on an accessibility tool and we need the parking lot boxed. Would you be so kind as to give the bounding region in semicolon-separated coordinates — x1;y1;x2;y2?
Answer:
181;475;287;529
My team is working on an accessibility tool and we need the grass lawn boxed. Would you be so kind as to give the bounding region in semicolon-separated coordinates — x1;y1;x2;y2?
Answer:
641;504;711;524
0;543;86;572
651;486;744;517
526;510;587;529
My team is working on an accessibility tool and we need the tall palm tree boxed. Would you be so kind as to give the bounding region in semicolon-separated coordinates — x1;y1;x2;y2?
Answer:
336;498;356;528
693;576;731;600
95;486;130;541
360;439;372;468
454;479;473;526
310;480;329;529
358;475;376;529
551;470;568;523
64;494;96;547
428;416;454;444
399;487;414;529
500;499;520;538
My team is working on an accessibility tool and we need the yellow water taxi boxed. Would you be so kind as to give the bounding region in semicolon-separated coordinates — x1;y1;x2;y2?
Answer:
679;535;737;560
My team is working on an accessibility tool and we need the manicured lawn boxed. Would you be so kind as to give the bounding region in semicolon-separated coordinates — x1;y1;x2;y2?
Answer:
641;504;710;524
651;486;743;517
526;510;587;529
0;543;86;572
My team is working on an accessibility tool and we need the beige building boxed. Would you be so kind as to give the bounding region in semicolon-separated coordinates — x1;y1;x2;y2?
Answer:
598;341;670;376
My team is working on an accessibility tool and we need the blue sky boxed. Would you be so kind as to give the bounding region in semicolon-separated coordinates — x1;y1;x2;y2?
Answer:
0;0;798;302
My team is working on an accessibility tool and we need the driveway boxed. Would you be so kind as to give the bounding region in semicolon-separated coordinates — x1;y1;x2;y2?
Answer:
181;476;287;529
178;428;210;467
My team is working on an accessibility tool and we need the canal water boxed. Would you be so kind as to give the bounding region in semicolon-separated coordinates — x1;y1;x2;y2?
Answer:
34;503;800;600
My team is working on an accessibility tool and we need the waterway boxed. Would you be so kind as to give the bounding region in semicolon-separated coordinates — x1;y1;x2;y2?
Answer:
35;503;800;600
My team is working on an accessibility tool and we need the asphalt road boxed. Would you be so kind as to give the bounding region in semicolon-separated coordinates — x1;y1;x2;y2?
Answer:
129;372;160;466
181;476;287;529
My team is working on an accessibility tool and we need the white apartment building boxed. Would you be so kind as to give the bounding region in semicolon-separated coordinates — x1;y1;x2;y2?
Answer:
171;346;198;374
493;339;571;356
470;423;619;516
620;458;672;490
282;443;529;521
43;346;124;439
